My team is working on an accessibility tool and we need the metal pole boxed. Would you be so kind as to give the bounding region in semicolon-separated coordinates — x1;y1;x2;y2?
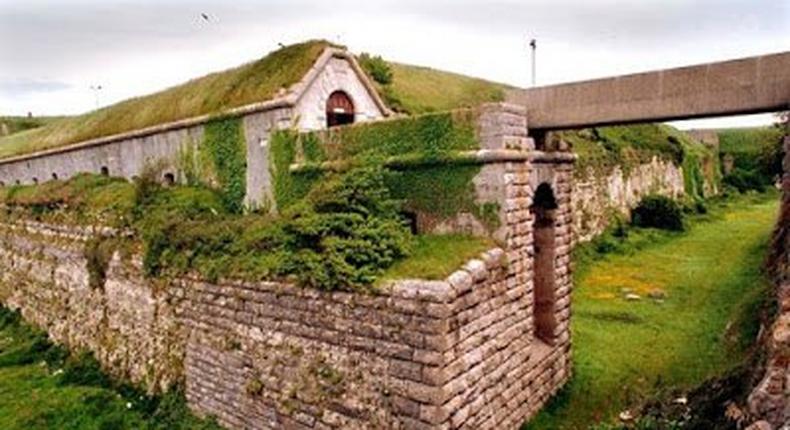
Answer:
90;85;102;109
529;38;537;87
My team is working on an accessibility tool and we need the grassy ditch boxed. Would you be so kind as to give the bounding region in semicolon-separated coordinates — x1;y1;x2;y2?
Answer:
525;192;779;429
0;307;219;430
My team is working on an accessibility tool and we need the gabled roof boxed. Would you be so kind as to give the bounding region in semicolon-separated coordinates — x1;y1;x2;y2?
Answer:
0;40;389;162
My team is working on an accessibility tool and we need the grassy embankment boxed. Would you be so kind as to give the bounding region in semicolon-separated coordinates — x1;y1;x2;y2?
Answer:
526;192;779;429
0;41;510;160
0;40;333;159
0;116;65;137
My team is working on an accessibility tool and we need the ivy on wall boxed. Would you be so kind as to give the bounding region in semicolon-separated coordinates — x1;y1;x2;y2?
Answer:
313;109;479;162
200;116;247;213
268;110;498;228
269;130;325;210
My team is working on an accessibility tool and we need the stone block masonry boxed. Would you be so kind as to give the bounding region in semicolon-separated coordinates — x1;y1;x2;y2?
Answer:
0;222;186;392
746;135;790;429
0;103;575;429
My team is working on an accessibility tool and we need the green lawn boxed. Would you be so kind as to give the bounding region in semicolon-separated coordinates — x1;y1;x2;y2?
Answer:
526;194;779;429
381;234;495;281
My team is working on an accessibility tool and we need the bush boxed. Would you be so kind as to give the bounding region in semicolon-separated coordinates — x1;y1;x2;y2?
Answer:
632;195;685;231
681;198;708;215
723;168;767;193
358;53;393;85
142;167;412;290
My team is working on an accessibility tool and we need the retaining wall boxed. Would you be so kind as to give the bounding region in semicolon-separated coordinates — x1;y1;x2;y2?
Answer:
747;135;790;429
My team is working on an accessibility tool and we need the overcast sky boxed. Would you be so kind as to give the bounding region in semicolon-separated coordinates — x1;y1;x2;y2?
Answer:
0;0;788;129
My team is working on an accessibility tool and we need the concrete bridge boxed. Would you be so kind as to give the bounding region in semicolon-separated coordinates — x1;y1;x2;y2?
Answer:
507;51;790;130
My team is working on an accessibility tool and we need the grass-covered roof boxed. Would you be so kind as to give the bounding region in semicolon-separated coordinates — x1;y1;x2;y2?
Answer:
0;41;513;160
0;40;333;160
377;62;510;114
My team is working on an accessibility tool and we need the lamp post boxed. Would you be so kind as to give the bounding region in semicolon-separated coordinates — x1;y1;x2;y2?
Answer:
529;38;537;87
90;85;103;109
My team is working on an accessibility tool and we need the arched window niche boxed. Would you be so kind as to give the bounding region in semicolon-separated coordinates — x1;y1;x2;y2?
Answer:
531;182;559;344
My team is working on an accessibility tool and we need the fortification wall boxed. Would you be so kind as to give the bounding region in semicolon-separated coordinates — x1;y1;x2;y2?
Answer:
747;135;790;429
0;222;185;392
0;103;575;429
0;216;571;429
176;247;569;429
0;108;291;210
572;157;686;242
0;125;204;185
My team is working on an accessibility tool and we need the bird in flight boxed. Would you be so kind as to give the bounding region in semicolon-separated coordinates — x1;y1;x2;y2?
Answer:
200;13;210;21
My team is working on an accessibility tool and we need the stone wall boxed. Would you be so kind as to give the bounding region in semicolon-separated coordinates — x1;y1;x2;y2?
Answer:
0;217;572;429
0;222;185;392
572;157;686;242
747;135;790;430
177;243;570;429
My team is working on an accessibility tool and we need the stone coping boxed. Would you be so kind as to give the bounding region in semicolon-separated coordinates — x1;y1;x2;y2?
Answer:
289;149;576;173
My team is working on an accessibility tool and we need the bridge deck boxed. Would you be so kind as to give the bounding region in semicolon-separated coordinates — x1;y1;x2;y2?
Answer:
507;51;790;130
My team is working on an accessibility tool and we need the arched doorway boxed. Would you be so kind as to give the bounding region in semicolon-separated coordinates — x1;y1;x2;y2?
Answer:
531;183;558;344
326;91;355;128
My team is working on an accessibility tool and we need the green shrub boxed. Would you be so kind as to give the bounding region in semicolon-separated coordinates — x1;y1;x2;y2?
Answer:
358;53;393;85
723;168;767;193
141;167;412;290
201;117;247;214
85;237;118;290
632;195;685;231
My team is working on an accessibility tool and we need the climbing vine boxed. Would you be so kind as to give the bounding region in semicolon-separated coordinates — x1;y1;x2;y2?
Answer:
201;116;247;213
268;110;502;229
269;129;325;210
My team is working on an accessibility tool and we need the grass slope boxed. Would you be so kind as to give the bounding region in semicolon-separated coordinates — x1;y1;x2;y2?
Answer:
718;125;784;175
0;116;65;137
381;234;495;281
526;193;778;429
381;62;509;114
718;126;783;157
0;40;331;159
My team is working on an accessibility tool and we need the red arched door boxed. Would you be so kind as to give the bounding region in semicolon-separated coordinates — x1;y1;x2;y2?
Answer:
326;91;355;127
